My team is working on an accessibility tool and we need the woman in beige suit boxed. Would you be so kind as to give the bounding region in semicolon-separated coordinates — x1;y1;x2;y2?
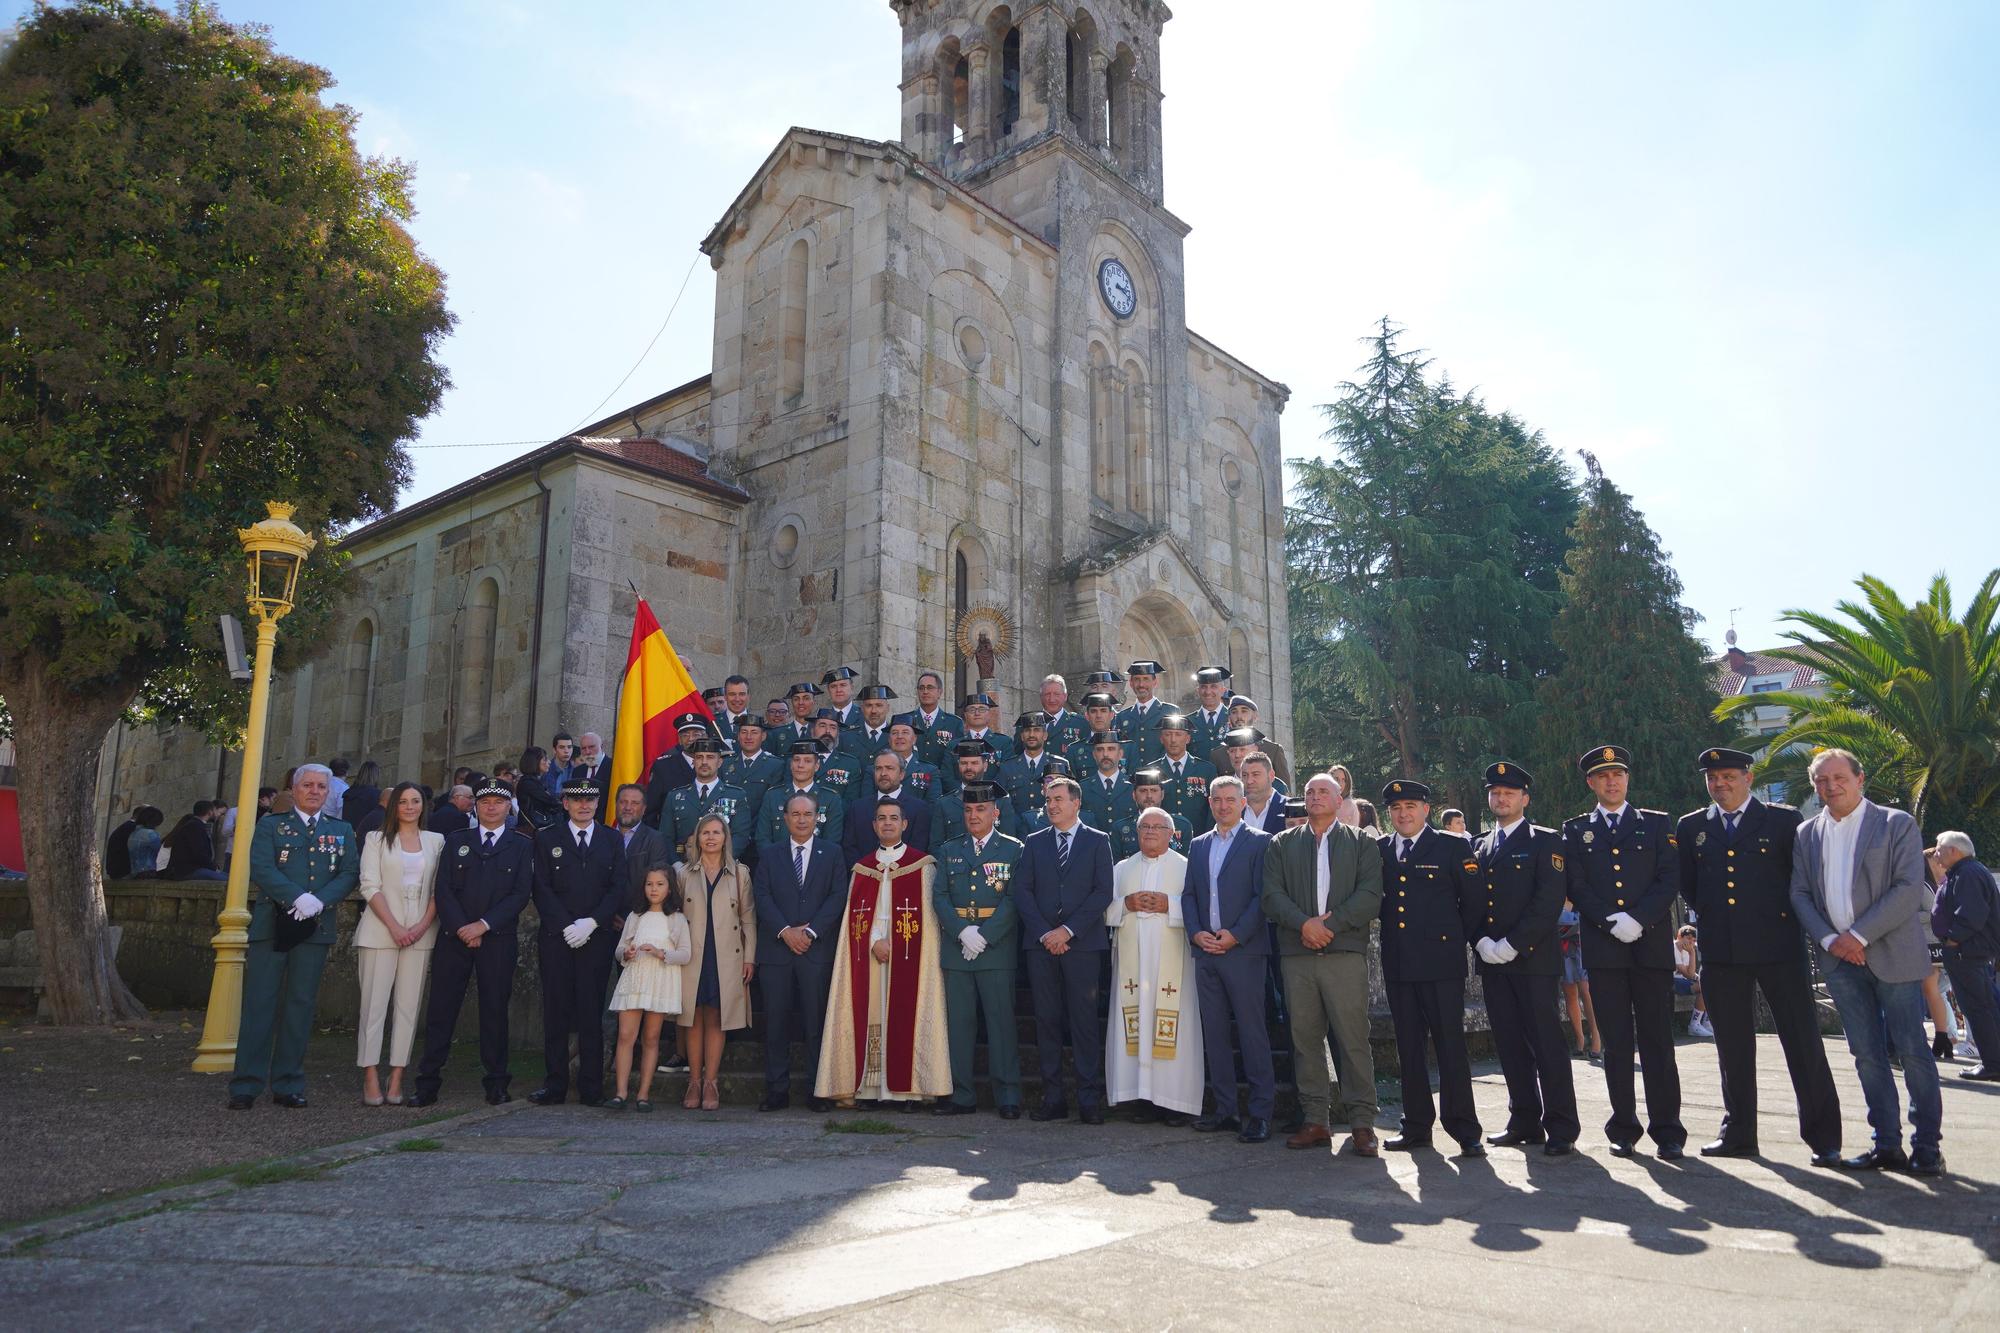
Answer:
676;813;756;1110
356;782;442;1105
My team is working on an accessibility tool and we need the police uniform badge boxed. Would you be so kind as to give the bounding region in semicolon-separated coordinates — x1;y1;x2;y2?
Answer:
551;844;564;859
983;861;1011;884
1695;831;1707;847
278;847;291;865
458;844;471;858
1551;853;1565;872
1582;829;1594;845
1462;858;1478;875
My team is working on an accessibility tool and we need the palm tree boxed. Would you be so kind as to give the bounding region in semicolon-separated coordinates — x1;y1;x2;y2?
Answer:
1717;571;2000;845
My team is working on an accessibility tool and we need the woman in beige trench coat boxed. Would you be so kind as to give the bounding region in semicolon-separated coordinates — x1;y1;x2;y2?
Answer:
675;813;756;1109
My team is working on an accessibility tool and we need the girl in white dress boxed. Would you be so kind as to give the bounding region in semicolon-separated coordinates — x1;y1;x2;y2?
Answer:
605;867;691;1110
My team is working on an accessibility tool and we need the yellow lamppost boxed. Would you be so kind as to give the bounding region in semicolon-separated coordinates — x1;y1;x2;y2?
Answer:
192;502;316;1073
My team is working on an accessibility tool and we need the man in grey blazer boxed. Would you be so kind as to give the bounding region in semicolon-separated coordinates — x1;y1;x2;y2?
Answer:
1790;748;1944;1176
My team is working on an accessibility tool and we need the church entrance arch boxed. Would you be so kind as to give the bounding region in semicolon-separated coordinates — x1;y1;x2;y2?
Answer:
1115;592;1204;699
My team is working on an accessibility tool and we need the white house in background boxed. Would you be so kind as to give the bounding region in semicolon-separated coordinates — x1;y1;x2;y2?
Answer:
1710;629;1829;808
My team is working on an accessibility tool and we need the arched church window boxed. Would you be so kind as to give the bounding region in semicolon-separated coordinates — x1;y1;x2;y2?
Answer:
1123;359;1150;518
951;55;971;147
337;616;377;758
1088;343;1126;508
954;547;971;702
1105;49;1132;155
1000;26;1021;137
780;238;808;406
457;577;499;749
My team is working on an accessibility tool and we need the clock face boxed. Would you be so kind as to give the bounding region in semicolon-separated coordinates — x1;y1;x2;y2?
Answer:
1098;258;1137;319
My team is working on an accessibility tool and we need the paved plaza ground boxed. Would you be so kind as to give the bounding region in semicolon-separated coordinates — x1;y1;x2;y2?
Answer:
2;1032;1994;1330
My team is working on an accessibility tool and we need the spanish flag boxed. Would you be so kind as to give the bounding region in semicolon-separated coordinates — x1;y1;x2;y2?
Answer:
611;597;712;795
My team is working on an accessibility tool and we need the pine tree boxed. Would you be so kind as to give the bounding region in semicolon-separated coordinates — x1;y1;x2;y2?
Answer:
1288;321;1579;814
1532;454;1726;816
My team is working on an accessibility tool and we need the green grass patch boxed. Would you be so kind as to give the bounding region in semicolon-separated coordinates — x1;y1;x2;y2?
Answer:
394;1138;443;1153
230;1161;328;1187
823;1117;901;1136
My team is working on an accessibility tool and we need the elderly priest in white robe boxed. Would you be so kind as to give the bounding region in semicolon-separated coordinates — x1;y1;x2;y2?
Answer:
1105;807;1205;1122
816;798;953;1107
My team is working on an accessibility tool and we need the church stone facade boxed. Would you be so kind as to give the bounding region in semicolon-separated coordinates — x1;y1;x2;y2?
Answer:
98;0;1291;829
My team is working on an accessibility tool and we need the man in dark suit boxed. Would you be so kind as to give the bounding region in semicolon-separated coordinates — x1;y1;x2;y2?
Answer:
1240;754;1288;834
751;791;848;1111
1014;776;1115;1123
1562;745;1685;1159
1679;747;1841;1164
567;733;617;826
843;750;934;862
612;783;671;899
427;784;474;835
528;776;623;1106
1183;775;1276;1143
1934;831;2000;1081
1475;762;1580;1154
1377;780;1486;1156
413;778;534;1106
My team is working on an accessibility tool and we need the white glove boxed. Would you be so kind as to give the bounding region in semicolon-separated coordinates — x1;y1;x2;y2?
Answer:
564;918;598;949
1474;937;1500;966
958;926;986;960
289;892;324;920
1608;912;1644;944
1489;937;1519;964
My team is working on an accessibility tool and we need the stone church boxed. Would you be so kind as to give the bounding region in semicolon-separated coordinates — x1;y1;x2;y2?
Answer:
99;0;1292;825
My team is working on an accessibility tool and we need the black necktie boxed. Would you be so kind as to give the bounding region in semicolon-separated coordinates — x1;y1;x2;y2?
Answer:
483;832;495;851
1057;830;1072;872
700;785;711;802
1398;837;1410;863
1723;811;1739;840
1605;811;1620;835
576;828;589;852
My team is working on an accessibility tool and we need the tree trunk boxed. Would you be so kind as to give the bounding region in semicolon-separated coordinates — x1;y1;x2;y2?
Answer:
2;664;147;1024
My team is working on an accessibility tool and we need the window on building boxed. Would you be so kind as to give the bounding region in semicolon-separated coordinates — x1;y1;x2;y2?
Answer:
1000;27;1021;137
457;577;499;749
951;56;970;147
780;238;808;406
1750;679;1783;693
337;617;377;759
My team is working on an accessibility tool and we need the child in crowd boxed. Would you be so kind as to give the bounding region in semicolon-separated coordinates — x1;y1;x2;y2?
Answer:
604;866;690;1111
1675;925;1711;1037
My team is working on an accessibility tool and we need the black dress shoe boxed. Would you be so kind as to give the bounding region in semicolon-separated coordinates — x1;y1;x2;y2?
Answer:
1080;1106;1106;1125
526;1087;564;1106
1543;1140;1574;1156
1843;1146;1909;1171
226;1094;255;1111
932;1101;977;1116
1029;1103;1068;1122
807;1096;833;1113
1909;1150;1945;1177
485;1090;512;1106
1383;1133;1432;1152
1237;1117;1271;1143
1809;1150;1844;1169
1657;1143;1685;1161
758;1093;791;1112
1193;1114;1241;1134
1607;1141;1637;1157
996;1105;1021;1120
273;1093;308;1109
1486;1129;1545;1147
1454;1141;1488;1159
1959;1066;2000;1081
1700;1139;1758;1158
407;1092;439;1108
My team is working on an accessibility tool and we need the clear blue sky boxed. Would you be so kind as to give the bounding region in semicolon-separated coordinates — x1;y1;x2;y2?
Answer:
16;0;1996;650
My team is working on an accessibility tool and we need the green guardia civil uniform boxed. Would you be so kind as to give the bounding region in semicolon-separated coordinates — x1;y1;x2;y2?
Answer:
755;781;846;849
1113;699;1170;769
1112;810;1193;861
1155;754;1220;834
230;807;360;1099
722;750;785;821
815;749;868;801
663;780;753;863
933;830;1025;1109
931;789;1022;845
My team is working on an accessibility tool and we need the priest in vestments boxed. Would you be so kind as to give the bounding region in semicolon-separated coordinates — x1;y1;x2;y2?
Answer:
1106;808;1205;1122
816;797;953;1107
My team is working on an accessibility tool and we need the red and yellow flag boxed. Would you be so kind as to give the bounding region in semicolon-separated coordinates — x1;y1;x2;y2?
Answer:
611;597;711;795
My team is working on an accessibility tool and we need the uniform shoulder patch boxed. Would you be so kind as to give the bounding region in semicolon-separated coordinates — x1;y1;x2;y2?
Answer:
1550;852;1565;872
1462;859;1479;874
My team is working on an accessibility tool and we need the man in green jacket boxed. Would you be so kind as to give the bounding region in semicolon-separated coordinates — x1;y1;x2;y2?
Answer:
1261;771;1385;1154
228;763;360;1109
931;782;1025;1117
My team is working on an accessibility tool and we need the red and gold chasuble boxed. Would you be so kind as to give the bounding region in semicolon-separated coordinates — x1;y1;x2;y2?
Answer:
843;856;932;1093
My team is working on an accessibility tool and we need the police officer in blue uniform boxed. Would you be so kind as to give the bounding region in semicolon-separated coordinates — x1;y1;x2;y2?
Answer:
1679;747;1842;1165
1378;780;1485;1155
227;763;359;1109
1475;762;1580;1154
1562;745;1686;1158
528;776;624;1106
641;713;706;825
413;778;533;1106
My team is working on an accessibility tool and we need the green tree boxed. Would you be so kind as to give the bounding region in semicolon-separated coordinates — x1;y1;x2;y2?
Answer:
1531;453;1728;816
1718;572;2000;846
0;1;452;1022
1287;321;1579;816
